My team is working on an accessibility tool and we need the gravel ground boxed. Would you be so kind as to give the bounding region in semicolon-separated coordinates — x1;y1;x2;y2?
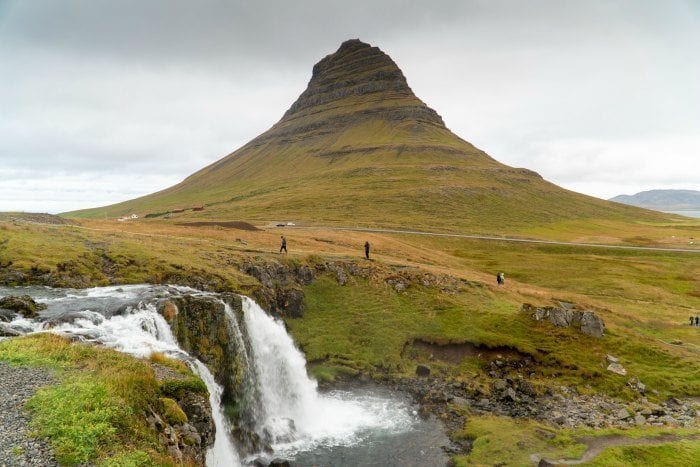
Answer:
0;361;58;467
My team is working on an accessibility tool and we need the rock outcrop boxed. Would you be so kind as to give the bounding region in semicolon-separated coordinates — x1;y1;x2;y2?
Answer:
242;260;313;318
0;294;47;318
158;294;245;405
149;364;215;465
521;302;605;337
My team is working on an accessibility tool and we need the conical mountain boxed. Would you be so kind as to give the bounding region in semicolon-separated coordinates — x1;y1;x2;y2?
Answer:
66;39;663;232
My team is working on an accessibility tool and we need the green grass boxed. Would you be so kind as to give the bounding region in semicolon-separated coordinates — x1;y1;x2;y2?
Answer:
452;415;586;466
587;439;700;466
0;334;192;465
452;415;700;467
0;221;253;291
289;274;700;398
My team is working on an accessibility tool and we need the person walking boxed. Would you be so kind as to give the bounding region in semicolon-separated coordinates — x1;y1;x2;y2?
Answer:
497;272;505;286
692;316;696;326
280;235;287;254
364;241;370;260
696;316;700;327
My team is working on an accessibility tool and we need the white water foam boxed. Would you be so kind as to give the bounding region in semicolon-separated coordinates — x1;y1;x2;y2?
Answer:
240;297;415;458
5;296;242;467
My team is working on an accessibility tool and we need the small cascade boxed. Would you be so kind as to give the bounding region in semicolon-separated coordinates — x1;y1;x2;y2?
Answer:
0;288;243;467
190;359;242;467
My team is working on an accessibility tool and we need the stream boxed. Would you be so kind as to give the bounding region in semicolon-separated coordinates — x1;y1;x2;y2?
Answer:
0;285;449;466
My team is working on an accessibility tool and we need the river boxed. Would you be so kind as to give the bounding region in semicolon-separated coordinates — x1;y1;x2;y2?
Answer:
0;285;449;466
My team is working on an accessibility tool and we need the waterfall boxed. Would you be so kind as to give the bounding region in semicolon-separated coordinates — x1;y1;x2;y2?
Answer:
238;297;415;459
1;285;422;466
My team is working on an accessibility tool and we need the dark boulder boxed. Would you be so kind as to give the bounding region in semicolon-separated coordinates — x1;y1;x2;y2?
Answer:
0;295;46;318
416;364;431;377
269;459;291;467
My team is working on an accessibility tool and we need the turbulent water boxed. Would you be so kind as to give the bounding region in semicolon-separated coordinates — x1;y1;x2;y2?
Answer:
0;285;449;466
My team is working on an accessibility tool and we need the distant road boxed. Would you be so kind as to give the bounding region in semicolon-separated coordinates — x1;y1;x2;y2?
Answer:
286;225;700;254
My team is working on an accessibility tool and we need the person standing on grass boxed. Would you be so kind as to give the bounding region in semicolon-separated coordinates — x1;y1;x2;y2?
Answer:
364;241;370;260
696;316;699;327
692;316;696;326
280;235;287;254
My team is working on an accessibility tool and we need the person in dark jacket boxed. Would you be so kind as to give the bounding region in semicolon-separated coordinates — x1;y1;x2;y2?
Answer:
696;316;700;327
280;235;287;254
364;241;370;260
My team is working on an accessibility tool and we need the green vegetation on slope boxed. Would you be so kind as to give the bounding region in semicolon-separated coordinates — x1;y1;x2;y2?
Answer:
291;274;700;398
0;334;199;465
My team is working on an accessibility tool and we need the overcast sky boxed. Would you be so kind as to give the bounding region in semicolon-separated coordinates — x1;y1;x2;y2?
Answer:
1;0;698;213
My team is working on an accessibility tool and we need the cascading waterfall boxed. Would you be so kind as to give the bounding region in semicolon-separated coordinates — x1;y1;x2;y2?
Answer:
1;289;242;467
0;285;436;466
238;297;415;458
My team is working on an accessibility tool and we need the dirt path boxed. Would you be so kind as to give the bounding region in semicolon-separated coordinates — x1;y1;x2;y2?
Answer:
0;362;58;467
532;433;700;465
288;226;700;254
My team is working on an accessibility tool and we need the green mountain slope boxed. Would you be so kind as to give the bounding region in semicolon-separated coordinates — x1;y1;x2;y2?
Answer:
65;39;665;233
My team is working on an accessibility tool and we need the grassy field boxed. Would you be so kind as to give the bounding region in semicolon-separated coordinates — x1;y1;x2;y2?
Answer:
1;216;699;464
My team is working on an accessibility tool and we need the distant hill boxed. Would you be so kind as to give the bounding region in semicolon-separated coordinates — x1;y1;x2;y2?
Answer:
610;190;700;211
64;39;666;233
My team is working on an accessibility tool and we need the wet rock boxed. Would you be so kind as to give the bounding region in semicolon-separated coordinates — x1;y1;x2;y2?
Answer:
416;364;431;377
607;362;627;376
269;459;291;467
0;322;24;336
0;295;46;318
0;308;17;322
159;294;246;409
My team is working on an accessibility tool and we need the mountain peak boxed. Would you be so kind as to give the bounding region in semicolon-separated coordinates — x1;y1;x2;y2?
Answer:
280;39;444;127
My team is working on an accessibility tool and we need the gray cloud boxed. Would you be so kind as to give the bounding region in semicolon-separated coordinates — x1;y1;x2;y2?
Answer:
1;0;698;213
